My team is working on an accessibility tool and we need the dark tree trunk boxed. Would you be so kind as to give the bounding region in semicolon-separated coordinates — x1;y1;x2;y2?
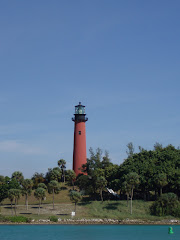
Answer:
130;188;133;215
14;199;17;216
38;199;41;215
143;192;146;201
155;189;158;200
53;189;54;209
11;200;13;215
26;194;28;210
130;196;132;215
74;202;76;213
100;189;103;202
126;193;129;207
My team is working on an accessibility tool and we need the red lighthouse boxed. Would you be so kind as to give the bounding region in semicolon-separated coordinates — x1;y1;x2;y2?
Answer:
72;102;88;175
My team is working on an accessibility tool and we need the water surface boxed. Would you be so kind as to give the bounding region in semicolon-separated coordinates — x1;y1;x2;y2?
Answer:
0;225;179;240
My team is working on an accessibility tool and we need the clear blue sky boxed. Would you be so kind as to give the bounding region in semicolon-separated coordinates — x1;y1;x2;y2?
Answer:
0;1;180;178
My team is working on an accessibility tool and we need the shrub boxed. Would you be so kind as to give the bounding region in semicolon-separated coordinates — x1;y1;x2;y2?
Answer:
0;216;8;222
150;193;180;217
49;216;58;222
173;204;180;218
6;216;31;223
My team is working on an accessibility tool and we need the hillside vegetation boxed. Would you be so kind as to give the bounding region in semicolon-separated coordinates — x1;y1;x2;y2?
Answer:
0;143;180;220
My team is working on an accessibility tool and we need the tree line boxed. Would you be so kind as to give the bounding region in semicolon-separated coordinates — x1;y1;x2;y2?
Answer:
0;143;180;216
76;143;179;215
0;159;79;215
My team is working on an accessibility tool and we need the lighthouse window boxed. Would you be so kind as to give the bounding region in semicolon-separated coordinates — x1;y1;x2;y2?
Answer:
79;131;81;135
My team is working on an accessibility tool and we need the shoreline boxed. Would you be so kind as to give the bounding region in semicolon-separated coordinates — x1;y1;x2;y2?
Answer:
0;218;179;225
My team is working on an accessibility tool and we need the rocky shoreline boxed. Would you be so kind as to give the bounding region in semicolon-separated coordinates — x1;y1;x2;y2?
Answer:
0;218;180;225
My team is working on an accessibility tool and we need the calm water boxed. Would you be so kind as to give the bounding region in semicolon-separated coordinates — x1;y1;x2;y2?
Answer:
0;225;179;240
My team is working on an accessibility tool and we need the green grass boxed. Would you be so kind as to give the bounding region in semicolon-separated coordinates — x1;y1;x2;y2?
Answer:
84;200;180;221
85;200;158;220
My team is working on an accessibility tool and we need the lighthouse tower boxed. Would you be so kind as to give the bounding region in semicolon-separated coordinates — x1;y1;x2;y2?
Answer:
72;102;88;175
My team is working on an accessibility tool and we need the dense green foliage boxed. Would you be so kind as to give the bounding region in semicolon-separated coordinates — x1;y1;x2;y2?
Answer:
31;172;45;188
0;177;20;203
0;215;31;222
118;144;180;200
65;170;76;189
76;148;117;199
150;193;180;217
49;216;58;222
45;168;62;182
74;144;180;205
6;216;31;223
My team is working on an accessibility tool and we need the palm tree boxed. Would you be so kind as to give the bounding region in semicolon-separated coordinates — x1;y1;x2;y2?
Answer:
21;179;33;210
155;173;168;196
8;189;21;216
37;183;47;190
34;187;46;215
58;159;66;182
66;170;76;190
8;190;14;215
96;176;107;201
48;180;60;209
126;172;139;214
69;191;82;213
122;181;131;207
45;168;62;183
12;171;24;184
